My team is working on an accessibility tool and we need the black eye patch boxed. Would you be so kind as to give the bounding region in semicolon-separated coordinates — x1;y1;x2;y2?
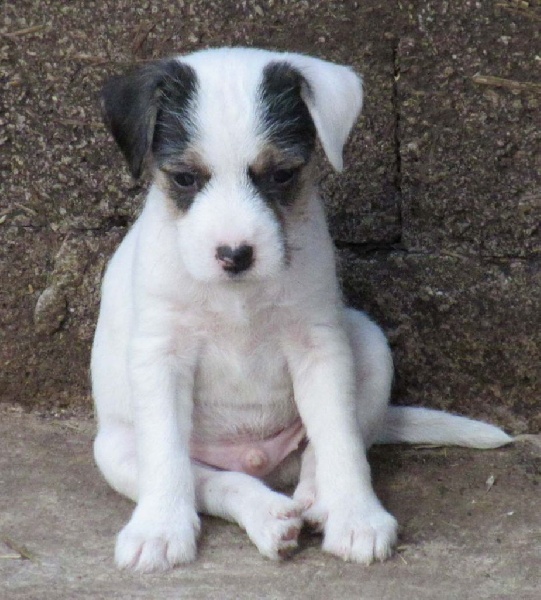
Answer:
269;167;298;185
161;166;210;211
248;164;302;207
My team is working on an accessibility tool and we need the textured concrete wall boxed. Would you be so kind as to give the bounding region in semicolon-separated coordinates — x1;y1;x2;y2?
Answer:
1;1;539;430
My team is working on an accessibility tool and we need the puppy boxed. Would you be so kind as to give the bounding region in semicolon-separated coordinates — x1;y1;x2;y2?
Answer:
92;47;511;572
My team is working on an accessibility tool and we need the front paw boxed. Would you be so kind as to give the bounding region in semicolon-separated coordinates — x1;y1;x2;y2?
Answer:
115;505;201;572
322;501;398;564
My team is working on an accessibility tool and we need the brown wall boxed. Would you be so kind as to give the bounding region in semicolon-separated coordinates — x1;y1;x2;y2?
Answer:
1;1;539;431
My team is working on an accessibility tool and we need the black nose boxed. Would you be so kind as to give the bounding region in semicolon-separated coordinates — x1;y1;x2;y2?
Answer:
216;244;254;274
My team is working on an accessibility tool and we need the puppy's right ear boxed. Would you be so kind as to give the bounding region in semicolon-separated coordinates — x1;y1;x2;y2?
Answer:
101;59;196;179
282;54;363;172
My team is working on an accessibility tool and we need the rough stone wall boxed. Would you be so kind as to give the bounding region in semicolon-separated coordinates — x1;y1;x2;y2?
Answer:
1;1;539;430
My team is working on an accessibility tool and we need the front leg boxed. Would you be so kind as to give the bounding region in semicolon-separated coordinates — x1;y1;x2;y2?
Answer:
115;326;200;572
285;321;398;563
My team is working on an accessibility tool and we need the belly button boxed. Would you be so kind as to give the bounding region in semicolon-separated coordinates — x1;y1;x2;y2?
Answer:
243;447;268;474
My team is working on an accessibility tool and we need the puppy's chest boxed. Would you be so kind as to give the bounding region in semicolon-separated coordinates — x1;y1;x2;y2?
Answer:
192;321;296;440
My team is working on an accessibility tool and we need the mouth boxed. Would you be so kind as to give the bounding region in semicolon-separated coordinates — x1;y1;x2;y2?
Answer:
222;269;258;284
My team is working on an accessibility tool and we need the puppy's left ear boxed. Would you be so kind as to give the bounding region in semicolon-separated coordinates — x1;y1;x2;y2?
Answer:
285;54;363;171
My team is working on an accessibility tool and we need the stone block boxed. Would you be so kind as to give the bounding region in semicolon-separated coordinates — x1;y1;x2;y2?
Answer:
1;1;539;431
338;248;541;432
397;1;541;257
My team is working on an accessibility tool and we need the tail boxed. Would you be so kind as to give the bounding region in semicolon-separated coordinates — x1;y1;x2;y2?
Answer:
377;406;513;449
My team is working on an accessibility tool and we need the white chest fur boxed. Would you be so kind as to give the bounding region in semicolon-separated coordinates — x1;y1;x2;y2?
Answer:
190;295;298;443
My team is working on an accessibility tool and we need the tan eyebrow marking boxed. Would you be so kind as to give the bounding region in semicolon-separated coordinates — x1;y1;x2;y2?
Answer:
159;148;212;180
249;144;306;177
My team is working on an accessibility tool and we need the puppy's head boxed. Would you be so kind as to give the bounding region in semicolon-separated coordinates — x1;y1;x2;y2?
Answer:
101;48;362;283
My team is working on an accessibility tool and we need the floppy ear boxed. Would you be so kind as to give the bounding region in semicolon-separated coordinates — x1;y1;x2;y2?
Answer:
101;59;196;178
283;54;363;171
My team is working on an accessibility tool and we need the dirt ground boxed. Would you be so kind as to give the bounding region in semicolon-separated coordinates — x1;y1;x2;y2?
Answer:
1;410;539;600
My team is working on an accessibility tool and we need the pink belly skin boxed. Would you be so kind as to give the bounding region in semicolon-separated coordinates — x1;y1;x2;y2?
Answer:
190;418;306;477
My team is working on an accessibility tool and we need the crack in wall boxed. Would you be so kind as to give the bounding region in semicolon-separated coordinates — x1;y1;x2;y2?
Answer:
3;215;130;234
335;240;538;263
391;36;404;247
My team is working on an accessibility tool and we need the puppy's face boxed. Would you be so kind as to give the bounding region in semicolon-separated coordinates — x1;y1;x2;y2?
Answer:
102;49;362;283
153;59;316;283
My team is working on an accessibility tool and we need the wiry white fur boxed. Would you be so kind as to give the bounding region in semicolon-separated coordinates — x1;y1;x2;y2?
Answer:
92;48;511;573
176;179;285;282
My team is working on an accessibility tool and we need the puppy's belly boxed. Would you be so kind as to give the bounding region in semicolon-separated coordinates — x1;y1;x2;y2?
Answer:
191;339;298;443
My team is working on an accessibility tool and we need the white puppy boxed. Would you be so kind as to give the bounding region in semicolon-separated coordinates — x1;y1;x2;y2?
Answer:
92;47;511;572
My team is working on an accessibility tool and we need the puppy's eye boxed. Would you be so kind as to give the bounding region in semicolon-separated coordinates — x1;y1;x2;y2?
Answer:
270;168;297;185
173;171;198;189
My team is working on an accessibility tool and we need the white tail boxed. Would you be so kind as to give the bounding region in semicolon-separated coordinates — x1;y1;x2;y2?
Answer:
377;406;513;449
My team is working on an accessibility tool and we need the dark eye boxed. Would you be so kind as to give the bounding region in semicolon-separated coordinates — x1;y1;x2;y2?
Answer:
173;171;197;189
271;168;297;185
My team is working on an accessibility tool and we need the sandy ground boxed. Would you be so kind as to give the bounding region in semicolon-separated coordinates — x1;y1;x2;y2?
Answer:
1;410;539;599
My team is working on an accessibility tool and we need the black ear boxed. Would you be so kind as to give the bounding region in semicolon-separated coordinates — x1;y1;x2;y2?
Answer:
101;59;197;179
259;62;316;161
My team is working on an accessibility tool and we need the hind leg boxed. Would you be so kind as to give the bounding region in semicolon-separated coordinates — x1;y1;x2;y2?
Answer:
95;427;303;560
194;466;303;559
94;421;139;502
95;424;303;561
345;308;394;448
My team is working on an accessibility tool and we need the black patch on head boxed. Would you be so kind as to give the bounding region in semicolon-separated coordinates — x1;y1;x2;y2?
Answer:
258;61;316;161
151;65;198;167
101;60;198;178
252;61;316;216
